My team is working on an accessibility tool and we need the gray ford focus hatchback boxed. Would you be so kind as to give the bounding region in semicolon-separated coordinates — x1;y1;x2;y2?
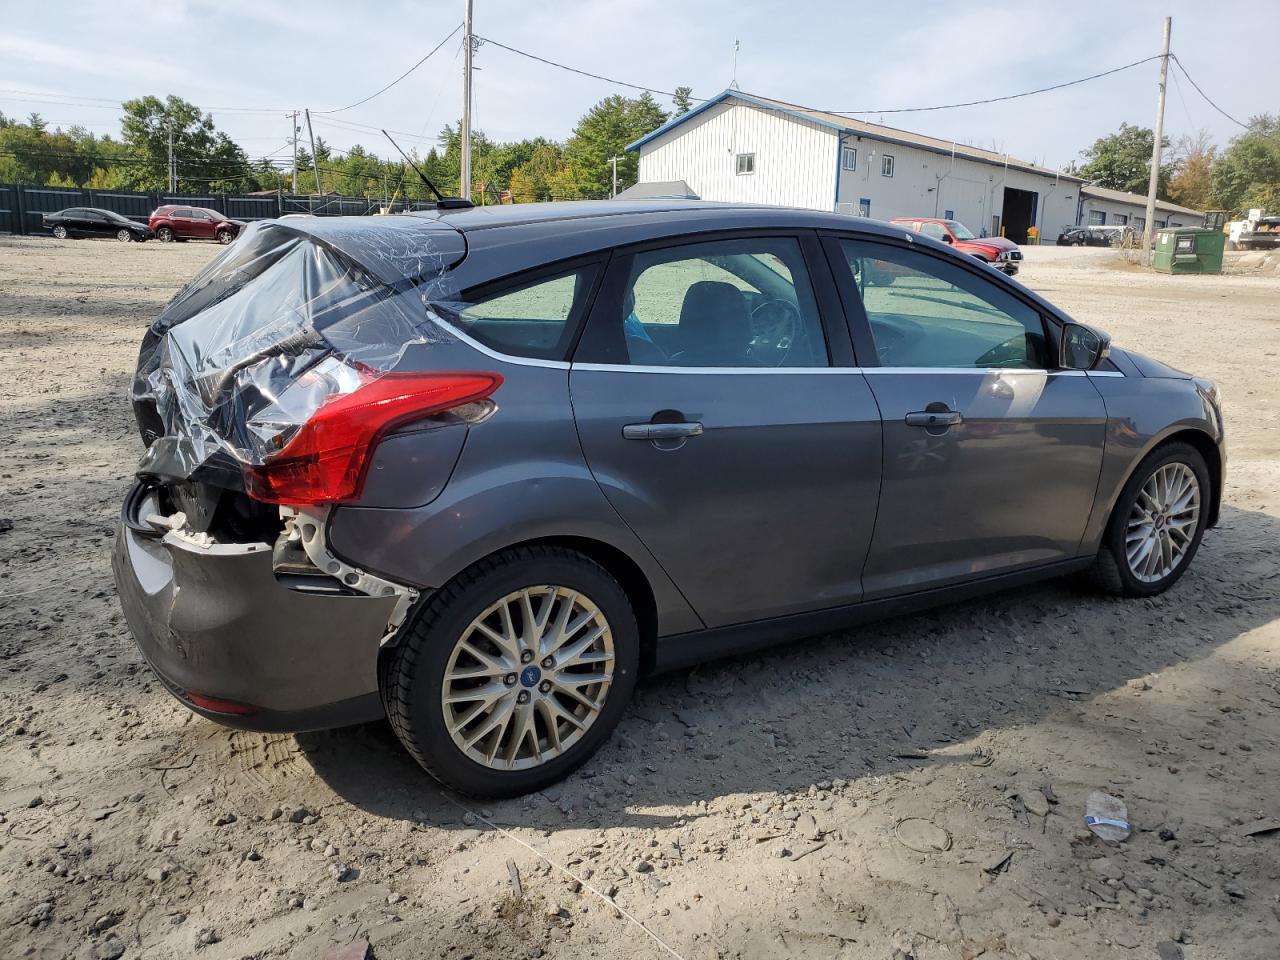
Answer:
113;201;1225;797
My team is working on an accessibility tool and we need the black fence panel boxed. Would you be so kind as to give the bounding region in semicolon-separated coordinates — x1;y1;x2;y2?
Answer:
0;184;437;235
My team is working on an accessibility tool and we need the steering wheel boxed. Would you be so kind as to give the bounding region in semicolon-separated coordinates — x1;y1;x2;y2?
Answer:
974;335;1030;368
747;299;802;366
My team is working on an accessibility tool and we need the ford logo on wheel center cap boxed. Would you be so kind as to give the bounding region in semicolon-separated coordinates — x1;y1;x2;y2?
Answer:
520;666;542;688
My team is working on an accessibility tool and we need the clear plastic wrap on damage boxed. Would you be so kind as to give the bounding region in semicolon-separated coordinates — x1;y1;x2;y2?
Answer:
132;220;459;483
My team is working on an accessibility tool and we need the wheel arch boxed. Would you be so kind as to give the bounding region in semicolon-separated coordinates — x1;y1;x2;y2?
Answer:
1105;427;1222;536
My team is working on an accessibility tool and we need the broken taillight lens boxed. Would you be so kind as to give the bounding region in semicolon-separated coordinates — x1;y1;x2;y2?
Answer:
243;371;502;506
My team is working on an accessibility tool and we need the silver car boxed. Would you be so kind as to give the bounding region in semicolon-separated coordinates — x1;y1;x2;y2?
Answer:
112;201;1224;797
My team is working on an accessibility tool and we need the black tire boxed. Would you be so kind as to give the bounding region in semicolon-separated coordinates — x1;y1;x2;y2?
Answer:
383;545;640;798
52;225;68;240
1092;441;1210;597
116;228;133;243
156;226;174;242
216;228;234;244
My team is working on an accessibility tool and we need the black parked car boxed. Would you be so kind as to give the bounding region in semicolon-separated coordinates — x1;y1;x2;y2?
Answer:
1056;225;1130;247
43;208;153;242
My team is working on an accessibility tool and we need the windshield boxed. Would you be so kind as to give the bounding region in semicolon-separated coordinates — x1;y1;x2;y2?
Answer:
205;209;227;221
945;220;977;240
104;210;134;224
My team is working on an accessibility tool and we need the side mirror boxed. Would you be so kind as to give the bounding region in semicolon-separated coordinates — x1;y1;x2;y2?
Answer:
1061;322;1111;370
940;234;954;243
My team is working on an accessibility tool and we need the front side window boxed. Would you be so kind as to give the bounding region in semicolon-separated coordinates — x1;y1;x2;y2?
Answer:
919;222;950;241
601;237;828;368
840;239;1047;369
190;210;211;220
842;147;857;171
447;267;599;360
736;153;755;175
945;220;977;240
881;154;895;177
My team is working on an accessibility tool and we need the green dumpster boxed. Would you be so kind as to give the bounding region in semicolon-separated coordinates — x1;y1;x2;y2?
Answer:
1152;227;1225;274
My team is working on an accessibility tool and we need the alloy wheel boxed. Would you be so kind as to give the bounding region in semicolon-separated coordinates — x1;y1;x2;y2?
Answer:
157;227;174;242
116;229;132;242
441;586;614;771
1125;462;1200;583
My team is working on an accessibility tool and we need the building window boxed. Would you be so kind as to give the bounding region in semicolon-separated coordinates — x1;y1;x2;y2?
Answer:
858;197;871;218
841;147;857;171
943;209;955;220
881;154;895;177
1134;217;1146;231
1113;213;1128;225
1088;210;1106;226
735;153;755;176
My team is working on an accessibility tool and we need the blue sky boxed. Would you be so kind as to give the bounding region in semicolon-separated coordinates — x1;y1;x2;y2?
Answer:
1;0;1274;171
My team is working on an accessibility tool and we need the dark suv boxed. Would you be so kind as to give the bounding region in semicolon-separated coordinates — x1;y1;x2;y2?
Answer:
113;201;1224;797
148;205;244;244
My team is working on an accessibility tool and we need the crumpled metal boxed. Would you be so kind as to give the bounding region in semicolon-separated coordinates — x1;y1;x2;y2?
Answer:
132;219;459;483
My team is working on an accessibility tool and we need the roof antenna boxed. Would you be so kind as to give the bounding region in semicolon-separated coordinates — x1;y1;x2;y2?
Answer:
381;129;473;210
730;40;741;91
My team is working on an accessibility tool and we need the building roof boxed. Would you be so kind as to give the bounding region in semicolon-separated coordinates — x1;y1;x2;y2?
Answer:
627;89;1083;183
612;179;700;200
1079;185;1202;217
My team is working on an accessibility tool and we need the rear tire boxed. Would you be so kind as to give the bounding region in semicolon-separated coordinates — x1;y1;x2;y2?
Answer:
1092;441;1210;597
156;226;174;242
383;546;639;798
52;225;68;240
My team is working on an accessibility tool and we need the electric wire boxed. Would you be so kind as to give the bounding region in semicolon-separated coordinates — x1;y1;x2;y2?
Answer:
1170;54;1248;129
313;23;462;114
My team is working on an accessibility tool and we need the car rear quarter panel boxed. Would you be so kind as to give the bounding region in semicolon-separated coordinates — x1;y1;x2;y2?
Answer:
326;351;704;637
1079;373;1223;553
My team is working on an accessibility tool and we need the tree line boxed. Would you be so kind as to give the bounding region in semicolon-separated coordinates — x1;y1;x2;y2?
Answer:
2;87;1275;215
1073;117;1280;214
0;89;681;203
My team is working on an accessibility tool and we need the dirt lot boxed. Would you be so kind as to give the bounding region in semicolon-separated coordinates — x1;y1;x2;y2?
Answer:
2;235;1279;960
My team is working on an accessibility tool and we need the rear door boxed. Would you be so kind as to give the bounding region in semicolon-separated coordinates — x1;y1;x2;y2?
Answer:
828;234;1107;598
570;232;882;629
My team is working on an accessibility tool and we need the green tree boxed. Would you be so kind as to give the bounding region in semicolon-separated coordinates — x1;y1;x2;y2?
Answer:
120;94;256;192
673;86;693;115
1212;114;1280;214
509;142;567;201
1078;123;1171;196
0;115;101;185
561;93;668;198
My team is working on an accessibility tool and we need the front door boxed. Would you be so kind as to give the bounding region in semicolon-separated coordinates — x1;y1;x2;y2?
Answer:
831;236;1107;598
571;234;882;628
188;209;215;240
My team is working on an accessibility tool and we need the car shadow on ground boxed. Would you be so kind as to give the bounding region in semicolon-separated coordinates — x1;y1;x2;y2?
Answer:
296;502;1280;831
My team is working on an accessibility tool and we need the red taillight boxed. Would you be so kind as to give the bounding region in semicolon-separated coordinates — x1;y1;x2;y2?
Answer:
184;692;257;716
243;371;502;506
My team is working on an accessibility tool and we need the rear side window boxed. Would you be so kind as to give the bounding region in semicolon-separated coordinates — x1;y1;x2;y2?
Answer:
445;266;600;360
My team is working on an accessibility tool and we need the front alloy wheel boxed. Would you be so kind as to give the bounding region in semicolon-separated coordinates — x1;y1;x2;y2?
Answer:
1125;462;1200;582
116;228;133;242
383;546;639;797
1093;441;1210;597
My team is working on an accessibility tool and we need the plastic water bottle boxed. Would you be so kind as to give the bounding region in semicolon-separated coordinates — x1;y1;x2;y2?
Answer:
1084;791;1131;842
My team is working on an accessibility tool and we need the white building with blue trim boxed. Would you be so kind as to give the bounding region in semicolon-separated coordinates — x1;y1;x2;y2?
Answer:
627;90;1085;244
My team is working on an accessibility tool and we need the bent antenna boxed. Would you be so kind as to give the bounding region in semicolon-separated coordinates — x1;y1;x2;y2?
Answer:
381;130;473;210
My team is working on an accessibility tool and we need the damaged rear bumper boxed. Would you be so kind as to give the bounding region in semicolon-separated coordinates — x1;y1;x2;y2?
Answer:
111;484;395;732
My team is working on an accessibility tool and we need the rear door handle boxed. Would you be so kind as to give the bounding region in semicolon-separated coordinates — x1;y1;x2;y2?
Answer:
622;422;704;440
905;410;963;428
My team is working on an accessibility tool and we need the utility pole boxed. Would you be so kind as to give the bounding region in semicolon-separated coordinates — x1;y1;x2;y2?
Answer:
167;122;176;193
290;110;299;194
1142;16;1171;265
460;0;474;200
304;108;322;197
608;156;623;198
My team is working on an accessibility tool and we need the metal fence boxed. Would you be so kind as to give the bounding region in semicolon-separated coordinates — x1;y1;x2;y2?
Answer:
0;184;438;235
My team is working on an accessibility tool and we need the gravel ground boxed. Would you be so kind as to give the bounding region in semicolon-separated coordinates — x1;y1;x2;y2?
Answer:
2;234;1279;960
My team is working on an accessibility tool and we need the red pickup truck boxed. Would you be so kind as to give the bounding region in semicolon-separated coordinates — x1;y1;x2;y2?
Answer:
890;217;1022;276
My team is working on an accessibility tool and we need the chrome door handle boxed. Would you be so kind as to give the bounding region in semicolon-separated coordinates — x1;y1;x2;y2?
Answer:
905;410;963;428
622;422;704;440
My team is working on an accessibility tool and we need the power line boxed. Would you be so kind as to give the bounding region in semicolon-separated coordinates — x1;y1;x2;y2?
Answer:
815;55;1166;115
1170;54;1248;129
477;36;698;102
314;23;462;114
